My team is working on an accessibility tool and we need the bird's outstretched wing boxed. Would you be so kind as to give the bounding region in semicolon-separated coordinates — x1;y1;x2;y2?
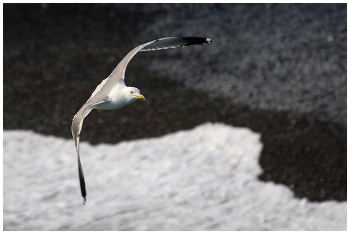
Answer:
104;37;213;88
83;37;213;104
71;100;107;204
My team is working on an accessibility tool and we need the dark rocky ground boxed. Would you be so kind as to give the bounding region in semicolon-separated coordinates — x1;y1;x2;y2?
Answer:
4;3;346;202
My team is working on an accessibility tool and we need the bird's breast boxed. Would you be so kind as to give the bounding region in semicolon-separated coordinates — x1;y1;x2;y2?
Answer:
94;100;128;110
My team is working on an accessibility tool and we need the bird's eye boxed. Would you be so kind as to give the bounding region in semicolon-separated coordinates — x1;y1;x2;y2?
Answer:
130;91;134;94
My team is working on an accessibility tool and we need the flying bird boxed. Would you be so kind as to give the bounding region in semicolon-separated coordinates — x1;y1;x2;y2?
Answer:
72;37;213;204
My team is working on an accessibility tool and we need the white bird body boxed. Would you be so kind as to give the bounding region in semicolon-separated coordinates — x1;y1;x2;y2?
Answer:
93;82;140;110
72;37;213;204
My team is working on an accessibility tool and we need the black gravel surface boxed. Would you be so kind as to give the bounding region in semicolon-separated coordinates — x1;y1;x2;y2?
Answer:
4;3;346;202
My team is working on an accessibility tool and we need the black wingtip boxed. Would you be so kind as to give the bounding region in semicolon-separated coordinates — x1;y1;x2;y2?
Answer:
180;36;214;45
140;36;213;52
78;157;87;205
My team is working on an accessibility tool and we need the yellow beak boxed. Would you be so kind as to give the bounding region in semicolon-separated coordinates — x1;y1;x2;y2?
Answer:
135;94;145;100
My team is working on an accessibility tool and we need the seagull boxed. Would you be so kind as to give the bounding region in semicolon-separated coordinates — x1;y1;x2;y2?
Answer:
72;37;213;204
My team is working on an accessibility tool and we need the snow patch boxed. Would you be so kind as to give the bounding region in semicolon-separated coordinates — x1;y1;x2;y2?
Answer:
3;123;346;231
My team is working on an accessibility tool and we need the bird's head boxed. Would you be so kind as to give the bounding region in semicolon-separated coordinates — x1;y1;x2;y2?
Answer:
124;87;145;103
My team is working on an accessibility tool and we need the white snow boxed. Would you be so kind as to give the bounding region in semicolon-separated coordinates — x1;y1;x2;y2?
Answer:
3;123;346;231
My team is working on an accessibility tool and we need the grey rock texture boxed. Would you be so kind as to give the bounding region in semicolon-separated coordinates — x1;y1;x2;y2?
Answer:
98;3;346;124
